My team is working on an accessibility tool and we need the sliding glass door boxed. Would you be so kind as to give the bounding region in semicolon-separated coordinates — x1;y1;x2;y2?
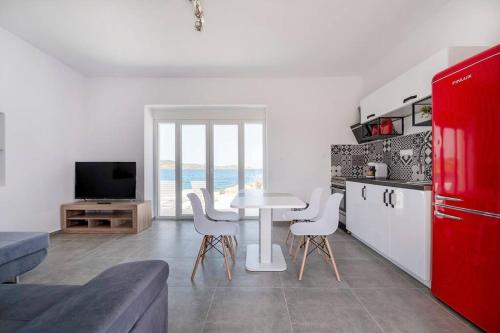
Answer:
244;123;264;217
156;120;264;219
158;123;176;218
181;123;208;216
212;123;239;212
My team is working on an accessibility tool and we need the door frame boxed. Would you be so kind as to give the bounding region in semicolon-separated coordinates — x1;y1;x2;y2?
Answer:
154;118;266;220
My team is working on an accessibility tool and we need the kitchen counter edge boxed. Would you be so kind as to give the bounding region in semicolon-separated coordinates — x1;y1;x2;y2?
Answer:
346;178;432;191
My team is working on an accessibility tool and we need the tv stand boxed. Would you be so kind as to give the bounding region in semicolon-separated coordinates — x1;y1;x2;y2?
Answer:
61;201;151;234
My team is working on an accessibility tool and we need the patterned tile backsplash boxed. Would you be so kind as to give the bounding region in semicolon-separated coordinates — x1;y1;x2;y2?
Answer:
331;131;432;181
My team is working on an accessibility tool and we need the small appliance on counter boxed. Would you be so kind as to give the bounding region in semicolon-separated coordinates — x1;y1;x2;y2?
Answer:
366;162;388;179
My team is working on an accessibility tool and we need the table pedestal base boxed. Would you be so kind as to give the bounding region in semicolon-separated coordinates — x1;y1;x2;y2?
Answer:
245;244;287;271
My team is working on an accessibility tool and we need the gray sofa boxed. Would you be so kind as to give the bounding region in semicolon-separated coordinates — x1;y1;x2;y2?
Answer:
0;232;49;283
0;260;169;333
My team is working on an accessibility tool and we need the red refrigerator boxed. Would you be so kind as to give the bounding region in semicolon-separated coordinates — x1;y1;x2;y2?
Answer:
432;45;500;333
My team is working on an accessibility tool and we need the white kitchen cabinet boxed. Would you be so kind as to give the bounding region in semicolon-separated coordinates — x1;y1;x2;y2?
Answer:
346;181;432;286
390;188;432;286
346;182;372;245
360;47;486;123
347;182;390;255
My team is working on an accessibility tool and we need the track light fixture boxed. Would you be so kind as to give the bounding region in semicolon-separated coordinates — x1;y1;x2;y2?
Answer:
189;0;205;31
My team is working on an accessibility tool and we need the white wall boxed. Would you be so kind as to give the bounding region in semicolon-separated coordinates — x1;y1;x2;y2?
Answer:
362;0;500;95
1;0;498;230
84;77;363;216
0;27;86;232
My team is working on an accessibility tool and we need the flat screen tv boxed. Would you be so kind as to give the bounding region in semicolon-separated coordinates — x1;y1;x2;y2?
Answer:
75;162;136;200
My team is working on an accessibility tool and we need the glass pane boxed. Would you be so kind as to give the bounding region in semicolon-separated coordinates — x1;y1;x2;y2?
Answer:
158;123;176;217
244;123;264;217
213;125;238;212
181;124;207;215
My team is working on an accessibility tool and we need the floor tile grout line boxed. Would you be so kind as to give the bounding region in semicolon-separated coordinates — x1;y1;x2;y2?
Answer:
416;288;476;332
200;286;217;333
281;287;295;333
350;288;386;333
346;241;428;288
41;221;472;332
280;270;295;333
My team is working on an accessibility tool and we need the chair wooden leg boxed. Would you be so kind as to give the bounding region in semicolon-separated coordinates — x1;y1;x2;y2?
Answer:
285;229;291;245
288;234;295;255
191;236;207;280
293;235;304;262
222;237;232;280
298;237;310;280
324;237;341;282
200;236;209;262
226;236;236;263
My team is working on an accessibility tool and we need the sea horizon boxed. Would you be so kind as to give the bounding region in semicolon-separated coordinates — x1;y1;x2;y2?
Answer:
160;168;263;191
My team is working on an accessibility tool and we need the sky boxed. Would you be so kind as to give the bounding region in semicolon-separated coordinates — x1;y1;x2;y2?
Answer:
159;123;263;169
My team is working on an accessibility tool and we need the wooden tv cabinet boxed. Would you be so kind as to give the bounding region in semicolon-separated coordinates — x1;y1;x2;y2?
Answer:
61;201;152;234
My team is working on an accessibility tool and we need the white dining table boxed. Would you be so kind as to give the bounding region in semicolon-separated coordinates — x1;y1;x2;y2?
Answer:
231;190;306;271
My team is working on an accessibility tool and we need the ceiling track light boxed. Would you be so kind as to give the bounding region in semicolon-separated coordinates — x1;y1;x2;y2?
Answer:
189;0;205;31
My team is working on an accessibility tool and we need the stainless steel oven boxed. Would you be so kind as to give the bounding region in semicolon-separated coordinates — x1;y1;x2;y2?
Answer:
331;177;347;232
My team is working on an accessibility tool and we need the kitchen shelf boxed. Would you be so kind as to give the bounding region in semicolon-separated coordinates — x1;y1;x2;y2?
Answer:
361;134;401;143
361;117;404;143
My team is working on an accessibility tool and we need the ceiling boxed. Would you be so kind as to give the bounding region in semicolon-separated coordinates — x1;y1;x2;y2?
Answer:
0;0;450;77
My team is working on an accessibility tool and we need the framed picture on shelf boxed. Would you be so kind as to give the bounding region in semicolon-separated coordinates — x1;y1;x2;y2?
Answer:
412;96;432;126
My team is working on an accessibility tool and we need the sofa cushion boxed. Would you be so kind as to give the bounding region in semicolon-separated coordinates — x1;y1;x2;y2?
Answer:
0;284;79;332
17;260;169;333
0;249;47;283
0;232;49;266
130;284;168;333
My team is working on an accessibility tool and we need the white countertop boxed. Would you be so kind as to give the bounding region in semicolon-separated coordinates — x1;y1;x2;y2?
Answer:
230;190;306;209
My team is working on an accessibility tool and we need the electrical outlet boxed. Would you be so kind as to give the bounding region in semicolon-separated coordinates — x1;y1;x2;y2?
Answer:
400;149;413;157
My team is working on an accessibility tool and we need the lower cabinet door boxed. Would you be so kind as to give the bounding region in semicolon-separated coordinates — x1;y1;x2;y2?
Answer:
389;189;431;284
346;181;366;236
364;184;391;256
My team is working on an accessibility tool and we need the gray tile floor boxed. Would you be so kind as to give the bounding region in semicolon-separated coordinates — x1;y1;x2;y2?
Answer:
22;220;478;333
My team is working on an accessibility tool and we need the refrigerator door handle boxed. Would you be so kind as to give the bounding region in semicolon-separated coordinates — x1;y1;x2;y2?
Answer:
434;210;462;221
435;194;463;202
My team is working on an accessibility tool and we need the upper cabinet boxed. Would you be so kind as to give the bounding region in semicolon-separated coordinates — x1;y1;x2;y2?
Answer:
360;47;487;124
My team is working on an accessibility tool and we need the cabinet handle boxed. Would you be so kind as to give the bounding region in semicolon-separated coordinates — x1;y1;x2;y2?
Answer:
367;114;375;119
362;186;366;200
389;190;395;208
434;210;462;221
403;95;418;103
383;189;388;207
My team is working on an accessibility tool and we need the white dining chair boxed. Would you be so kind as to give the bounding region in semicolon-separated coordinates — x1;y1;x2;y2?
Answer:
291;193;343;281
187;193;238;281
201;188;240;245
284;187;323;254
